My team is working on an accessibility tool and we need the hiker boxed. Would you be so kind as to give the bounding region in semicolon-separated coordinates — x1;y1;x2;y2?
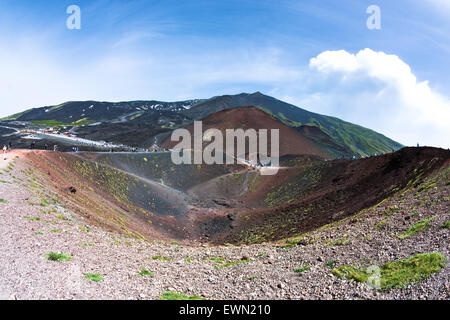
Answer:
3;145;7;160
53;144;58;152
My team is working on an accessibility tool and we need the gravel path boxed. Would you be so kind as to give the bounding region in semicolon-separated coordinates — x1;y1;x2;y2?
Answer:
0;151;448;300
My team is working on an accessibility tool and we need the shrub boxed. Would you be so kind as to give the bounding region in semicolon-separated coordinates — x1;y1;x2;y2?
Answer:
45;252;71;262
84;273;103;282
138;269;154;277
294;266;311;273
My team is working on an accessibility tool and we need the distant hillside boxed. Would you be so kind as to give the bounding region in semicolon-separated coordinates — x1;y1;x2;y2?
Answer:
162;106;329;159
185;92;403;157
5;99;203;123
1;92;403;157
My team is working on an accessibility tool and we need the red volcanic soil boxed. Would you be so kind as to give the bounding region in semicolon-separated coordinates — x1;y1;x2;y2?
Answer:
22;150;191;242
161;106;329;159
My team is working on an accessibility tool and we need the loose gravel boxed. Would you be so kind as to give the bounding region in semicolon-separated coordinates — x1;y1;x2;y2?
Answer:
0;152;448;300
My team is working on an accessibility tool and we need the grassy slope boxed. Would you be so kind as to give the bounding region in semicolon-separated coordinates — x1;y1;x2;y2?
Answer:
313;115;403;156
0;109;33;121
30;118;95;127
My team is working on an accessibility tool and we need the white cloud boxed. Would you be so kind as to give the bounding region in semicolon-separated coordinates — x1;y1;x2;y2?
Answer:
303;48;450;148
310;50;359;73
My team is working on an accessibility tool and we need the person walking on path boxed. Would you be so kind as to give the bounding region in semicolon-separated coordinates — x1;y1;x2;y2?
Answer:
2;145;7;160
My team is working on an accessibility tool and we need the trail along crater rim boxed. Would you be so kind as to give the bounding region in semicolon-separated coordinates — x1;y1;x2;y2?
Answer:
170;121;280;176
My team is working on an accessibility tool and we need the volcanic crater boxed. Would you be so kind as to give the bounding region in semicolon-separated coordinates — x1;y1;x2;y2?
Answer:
21;146;450;245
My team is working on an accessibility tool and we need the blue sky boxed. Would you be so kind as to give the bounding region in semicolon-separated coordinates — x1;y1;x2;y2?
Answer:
0;0;449;147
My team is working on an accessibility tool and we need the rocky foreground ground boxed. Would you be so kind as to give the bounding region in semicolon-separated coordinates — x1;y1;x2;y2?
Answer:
0;150;448;300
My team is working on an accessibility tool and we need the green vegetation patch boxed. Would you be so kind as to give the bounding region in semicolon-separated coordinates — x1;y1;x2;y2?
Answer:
138;269;154;277
0;199;7;203
416;182;438;194
384;205;400;215
441;221;450;229
398;217;434;239
204;257;226;263
31;118;95;127
80;242;94;247
84;273;104;282
150;255;173;261
158;291;204;300
326;261;337;268
25;216;41;221
204;257;251;268
332;252;446;290
45;252;71;262
39;199;50;207
294;266;311;273
374;218;389;230
324;237;351;246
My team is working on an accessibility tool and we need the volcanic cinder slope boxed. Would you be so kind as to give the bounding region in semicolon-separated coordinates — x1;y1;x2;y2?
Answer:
16;146;450;246
183;92;403;157
0;148;448;300
161;106;329;159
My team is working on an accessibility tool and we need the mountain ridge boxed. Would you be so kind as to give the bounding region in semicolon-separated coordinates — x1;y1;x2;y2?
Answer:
1;92;403;158
184;92;404;157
